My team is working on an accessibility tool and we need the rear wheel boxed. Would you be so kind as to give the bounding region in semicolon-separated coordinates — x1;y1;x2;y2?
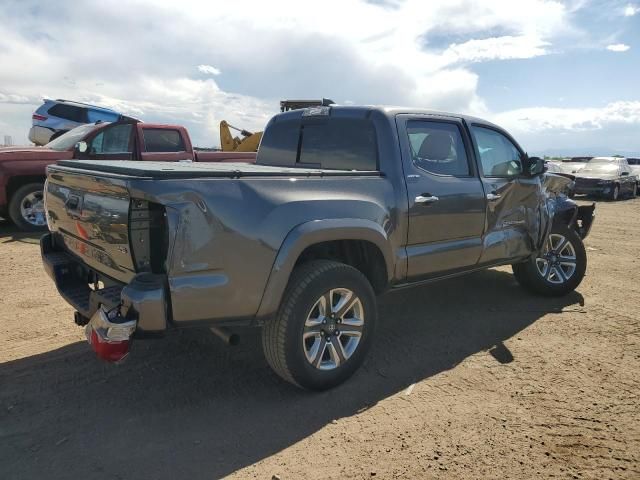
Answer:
513;224;587;296
8;183;47;231
262;260;376;390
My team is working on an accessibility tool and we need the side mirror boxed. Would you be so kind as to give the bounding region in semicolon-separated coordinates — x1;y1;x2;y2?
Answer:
75;141;88;154
525;156;546;176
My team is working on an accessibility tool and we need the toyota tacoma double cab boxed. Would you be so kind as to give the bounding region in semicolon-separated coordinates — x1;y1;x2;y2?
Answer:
0;119;255;231
41;106;595;390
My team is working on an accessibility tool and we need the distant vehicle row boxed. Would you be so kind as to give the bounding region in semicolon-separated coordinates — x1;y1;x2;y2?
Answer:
547;156;638;201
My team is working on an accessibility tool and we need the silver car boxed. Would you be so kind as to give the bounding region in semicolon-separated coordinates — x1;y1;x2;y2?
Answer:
28;99;122;146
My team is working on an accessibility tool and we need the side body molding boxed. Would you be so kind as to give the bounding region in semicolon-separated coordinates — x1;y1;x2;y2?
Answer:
255;218;395;321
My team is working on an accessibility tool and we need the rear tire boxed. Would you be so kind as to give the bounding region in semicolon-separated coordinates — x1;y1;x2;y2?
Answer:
512;224;586;296
8;183;47;232
262;260;377;390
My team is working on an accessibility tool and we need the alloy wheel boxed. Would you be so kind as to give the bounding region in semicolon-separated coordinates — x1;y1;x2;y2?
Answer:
302;288;364;370
20;191;46;227
535;233;577;284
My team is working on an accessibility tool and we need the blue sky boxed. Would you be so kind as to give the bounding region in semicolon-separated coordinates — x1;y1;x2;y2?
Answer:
0;0;638;155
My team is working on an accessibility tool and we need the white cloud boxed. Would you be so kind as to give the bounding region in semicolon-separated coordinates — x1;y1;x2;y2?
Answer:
441;35;550;64
0;0;614;150
197;64;221;75
623;3;639;16
606;43;630;52
493;101;640;153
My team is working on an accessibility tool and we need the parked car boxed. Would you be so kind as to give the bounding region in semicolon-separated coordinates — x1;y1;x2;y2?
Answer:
28;99;124;146
626;157;640;183
573;157;637;200
41;105;595;390
0;119;256;230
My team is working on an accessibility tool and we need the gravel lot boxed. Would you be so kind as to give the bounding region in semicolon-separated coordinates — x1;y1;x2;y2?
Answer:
1;198;638;479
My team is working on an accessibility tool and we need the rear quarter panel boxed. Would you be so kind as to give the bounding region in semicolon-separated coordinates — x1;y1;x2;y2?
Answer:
130;174;398;324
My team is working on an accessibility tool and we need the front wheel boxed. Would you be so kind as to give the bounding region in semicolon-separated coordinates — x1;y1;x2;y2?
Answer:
512;224;587;296
8;183;47;231
262;260;377;390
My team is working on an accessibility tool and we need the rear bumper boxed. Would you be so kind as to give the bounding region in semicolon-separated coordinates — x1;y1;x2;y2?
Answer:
28;125;55;146
41;233;168;333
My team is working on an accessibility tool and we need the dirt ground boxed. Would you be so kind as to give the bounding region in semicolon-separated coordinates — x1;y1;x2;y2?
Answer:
0;198;638;480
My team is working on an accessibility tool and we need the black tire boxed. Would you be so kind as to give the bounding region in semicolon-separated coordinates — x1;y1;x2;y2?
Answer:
610;184;620;201
262;260;377;390
49;130;67;142
8;183;47;232
512;223;587;297
630;183;637;198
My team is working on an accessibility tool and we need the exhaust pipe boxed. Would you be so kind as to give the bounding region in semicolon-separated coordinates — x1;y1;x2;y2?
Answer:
210;326;240;346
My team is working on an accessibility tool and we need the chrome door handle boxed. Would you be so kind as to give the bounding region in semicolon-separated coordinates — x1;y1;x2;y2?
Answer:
415;195;439;204
486;193;501;201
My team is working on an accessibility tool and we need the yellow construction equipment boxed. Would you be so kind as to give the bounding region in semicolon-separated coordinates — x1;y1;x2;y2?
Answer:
218;100;334;152
219;121;263;152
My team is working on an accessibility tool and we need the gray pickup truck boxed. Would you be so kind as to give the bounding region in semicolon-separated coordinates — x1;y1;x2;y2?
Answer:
41;106;595;390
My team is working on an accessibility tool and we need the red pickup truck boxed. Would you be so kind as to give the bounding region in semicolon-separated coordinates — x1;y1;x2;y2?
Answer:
0;119;256;230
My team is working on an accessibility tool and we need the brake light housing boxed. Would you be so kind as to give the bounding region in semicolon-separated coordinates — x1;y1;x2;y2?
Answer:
32;114;48;121
85;306;136;362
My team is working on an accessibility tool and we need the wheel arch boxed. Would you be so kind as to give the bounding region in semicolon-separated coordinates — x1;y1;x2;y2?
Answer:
255;219;394;321
7;175;46;205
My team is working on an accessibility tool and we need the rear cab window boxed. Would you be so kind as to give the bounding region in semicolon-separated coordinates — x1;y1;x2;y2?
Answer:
142;128;186;152
257;112;378;171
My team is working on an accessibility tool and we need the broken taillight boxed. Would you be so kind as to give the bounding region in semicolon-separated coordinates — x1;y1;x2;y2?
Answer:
85;307;136;362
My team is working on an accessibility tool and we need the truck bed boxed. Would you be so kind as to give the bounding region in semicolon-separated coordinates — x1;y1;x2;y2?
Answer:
54;160;381;179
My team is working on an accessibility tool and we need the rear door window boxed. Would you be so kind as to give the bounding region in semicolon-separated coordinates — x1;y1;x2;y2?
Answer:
298;118;377;170
142;128;185;152
48;104;87;123
406;120;470;176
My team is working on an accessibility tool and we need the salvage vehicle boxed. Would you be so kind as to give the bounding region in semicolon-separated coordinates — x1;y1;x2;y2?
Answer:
573;157;637;200
0;120;255;230
29;99;123;146
41;106;595;390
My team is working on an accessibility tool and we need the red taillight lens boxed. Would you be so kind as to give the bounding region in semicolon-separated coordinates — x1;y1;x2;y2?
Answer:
89;330;130;362
32;114;47;121
85;307;136;363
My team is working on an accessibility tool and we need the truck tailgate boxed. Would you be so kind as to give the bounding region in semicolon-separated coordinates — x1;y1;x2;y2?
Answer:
46;168;136;283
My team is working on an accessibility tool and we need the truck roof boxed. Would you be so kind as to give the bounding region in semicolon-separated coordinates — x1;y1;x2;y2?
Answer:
272;105;502;130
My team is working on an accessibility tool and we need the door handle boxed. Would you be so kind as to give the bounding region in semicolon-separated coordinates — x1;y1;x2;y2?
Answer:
486;192;501;201
415;194;439;204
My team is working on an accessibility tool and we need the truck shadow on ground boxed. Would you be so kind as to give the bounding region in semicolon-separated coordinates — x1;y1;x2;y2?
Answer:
0;219;42;245
0;269;584;479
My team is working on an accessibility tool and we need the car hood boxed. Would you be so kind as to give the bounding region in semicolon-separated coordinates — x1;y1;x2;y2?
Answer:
0;146;73;162
574;171;618;180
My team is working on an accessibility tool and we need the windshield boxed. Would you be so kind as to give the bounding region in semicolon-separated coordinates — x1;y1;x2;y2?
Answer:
45;123;107;151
